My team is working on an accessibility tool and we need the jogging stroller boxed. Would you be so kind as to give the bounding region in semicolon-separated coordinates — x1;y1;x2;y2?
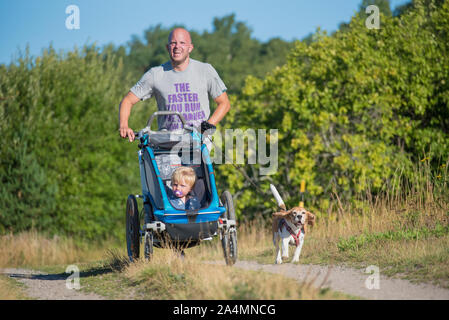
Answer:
125;111;238;265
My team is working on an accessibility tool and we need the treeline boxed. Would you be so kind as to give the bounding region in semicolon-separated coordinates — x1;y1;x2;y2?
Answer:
1;0;447;238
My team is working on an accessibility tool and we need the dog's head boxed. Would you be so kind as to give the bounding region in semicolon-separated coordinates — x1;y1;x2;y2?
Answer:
289;207;307;226
273;206;315;227
291;207;316;227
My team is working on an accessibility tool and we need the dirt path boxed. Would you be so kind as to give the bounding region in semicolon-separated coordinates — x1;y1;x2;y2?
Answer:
3;261;449;300
228;261;449;300
1;268;104;300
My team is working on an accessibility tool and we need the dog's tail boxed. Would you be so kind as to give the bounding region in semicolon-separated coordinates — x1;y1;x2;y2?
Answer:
270;184;286;210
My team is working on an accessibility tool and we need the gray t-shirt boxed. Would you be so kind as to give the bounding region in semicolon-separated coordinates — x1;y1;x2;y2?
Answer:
130;59;227;130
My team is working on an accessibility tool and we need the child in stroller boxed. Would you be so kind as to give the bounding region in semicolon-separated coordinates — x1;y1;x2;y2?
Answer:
167;166;201;211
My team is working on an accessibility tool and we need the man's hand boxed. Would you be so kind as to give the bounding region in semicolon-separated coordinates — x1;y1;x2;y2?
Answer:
119;126;135;142
200;121;216;136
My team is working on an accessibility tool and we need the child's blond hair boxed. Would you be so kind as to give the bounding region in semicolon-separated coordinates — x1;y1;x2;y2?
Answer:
171;166;196;188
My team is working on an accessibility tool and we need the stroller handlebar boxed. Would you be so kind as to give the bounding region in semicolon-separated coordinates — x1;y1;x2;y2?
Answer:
133;124;198;141
146;111;186;128
131;111;198;141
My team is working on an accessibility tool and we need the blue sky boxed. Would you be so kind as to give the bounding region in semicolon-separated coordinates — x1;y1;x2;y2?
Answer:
0;0;410;65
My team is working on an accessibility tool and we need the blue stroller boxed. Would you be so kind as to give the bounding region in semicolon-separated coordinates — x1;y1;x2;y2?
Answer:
125;111;237;265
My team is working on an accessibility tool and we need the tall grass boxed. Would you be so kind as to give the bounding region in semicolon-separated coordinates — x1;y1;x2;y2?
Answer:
317;159;448;241
0;230;110;268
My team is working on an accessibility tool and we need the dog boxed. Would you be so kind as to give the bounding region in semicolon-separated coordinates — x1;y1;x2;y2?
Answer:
270;184;315;264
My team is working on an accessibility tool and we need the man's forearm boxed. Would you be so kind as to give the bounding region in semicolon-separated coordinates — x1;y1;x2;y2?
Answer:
208;94;231;126
119;99;132;128
119;92;140;128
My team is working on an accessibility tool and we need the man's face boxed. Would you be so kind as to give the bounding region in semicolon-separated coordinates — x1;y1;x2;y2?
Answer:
166;29;193;64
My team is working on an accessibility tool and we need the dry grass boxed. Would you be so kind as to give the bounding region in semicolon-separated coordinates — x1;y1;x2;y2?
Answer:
0;230;109;268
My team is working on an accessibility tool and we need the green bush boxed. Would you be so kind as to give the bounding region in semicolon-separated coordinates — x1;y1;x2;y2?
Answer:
0;45;142;239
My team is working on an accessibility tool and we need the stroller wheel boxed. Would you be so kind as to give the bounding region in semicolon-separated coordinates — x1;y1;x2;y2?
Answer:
220;191;238;266
126;195;140;262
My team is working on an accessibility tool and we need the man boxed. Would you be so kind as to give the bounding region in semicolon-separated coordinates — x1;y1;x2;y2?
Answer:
119;27;231;142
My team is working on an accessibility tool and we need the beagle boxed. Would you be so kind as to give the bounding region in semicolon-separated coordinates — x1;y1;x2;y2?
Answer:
272;206;315;264
270;185;315;264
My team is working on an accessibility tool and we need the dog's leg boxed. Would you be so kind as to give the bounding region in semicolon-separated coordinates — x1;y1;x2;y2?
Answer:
291;233;305;263
274;233;282;264
281;235;290;260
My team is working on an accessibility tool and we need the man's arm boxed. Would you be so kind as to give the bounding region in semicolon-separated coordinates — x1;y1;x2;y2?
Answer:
207;92;231;126
119;91;141;142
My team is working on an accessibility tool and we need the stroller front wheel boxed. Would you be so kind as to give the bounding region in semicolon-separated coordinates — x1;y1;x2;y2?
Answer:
220;191;238;266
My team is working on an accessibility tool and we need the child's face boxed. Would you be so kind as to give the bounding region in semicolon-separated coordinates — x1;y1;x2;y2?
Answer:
172;178;192;198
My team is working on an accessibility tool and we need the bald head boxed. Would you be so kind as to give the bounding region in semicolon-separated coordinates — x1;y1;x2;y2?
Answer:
168;28;192;44
166;28;194;70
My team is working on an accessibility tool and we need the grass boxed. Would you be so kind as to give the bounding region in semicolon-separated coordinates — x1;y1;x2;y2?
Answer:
0;230;118;269
0;275;29;300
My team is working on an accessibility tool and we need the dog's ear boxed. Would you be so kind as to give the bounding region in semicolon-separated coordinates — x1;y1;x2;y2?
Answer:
272;208;292;217
306;212;316;226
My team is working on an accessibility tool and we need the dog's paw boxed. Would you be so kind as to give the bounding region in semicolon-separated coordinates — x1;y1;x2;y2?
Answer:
275;258;282;264
291;258;299;263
